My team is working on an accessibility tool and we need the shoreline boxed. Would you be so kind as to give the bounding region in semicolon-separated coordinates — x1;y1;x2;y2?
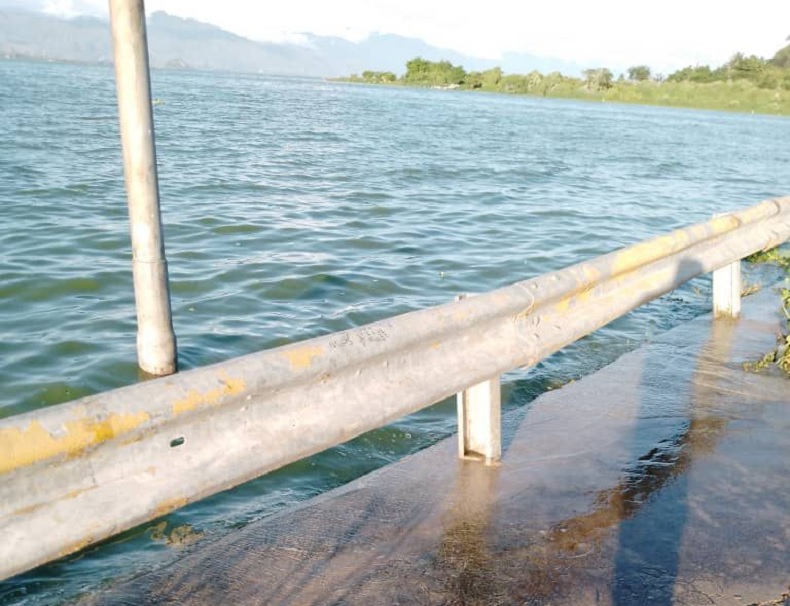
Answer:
330;76;790;117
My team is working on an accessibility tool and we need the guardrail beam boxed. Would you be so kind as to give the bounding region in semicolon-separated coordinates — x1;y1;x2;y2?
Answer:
2;197;789;581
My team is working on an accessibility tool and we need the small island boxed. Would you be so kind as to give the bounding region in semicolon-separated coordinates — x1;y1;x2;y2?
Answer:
338;40;790;116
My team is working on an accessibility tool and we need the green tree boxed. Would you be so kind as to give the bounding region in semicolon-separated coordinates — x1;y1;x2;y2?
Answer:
403;57;466;86
583;68;613;90
543;71;573;95
667;65;720;83
441;61;467;86
727;53;766;80
526;70;543;91
501;73;530;94
404;57;431;83
757;68;780;89
465;71;484;89
627;65;651;81
769;42;790;69
481;67;503;88
360;70;397;84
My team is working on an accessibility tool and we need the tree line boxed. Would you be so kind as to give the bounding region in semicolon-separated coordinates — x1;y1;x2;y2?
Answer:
342;38;790;115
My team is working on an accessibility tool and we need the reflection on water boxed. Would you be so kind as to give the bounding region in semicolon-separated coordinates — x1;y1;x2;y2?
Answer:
430;308;766;605
438;461;503;605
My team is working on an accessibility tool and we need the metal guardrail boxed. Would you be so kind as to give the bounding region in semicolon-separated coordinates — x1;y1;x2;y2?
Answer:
1;197;789;580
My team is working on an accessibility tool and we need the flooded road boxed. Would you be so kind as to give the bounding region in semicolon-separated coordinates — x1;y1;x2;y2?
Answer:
80;286;790;605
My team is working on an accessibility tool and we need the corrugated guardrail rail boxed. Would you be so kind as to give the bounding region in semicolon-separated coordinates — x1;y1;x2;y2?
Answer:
1;197;789;580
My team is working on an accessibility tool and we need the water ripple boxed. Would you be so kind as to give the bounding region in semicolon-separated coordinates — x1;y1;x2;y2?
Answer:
2;60;790;604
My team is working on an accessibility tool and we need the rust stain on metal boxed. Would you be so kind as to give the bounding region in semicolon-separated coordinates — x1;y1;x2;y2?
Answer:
58;536;94;559
10;482;94;517
283;346;324;370
65;487;91;500
0;411;151;475
171;373;246;416
120;433;144;447
12;501;46;517
154;496;188;518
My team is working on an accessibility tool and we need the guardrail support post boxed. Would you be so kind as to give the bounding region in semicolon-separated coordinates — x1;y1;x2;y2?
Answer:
712;261;741;318
455;294;501;464
109;0;177;375
457;376;502;464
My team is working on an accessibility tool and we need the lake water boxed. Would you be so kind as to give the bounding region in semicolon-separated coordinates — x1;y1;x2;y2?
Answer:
1;59;789;604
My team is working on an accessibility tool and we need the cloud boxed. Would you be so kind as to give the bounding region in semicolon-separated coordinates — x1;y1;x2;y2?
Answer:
6;0;790;72
39;0;106;18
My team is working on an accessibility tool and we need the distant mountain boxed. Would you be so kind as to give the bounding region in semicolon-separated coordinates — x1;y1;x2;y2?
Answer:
145;12;325;75
302;32;500;76
0;10;327;74
0;8;580;77
0;10;113;64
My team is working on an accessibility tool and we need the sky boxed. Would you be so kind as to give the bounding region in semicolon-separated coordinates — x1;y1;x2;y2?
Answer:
26;0;790;74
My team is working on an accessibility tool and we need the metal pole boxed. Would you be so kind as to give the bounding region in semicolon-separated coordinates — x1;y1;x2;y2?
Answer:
109;0;177;375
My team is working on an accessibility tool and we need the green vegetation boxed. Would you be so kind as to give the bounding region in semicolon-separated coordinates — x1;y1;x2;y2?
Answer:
746;247;790;269
340;37;790;116
744;247;790;377
780;287;790;374
627;65;651;82
743;350;778;374
358;70;397;84
403;58;465;86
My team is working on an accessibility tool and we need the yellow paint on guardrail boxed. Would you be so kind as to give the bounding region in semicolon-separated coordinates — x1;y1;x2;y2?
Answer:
284;346;324;370
171;374;246;416
0;410;151;474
